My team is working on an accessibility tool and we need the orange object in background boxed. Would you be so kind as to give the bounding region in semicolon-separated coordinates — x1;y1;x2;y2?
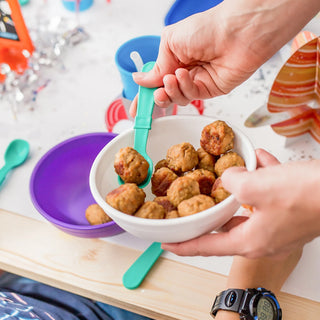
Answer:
267;31;320;142
291;31;317;53
241;204;254;214
0;0;34;82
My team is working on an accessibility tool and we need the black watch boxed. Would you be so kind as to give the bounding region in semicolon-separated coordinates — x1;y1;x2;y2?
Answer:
210;287;282;320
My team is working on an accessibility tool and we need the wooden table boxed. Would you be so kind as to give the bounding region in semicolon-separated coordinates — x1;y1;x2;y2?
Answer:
1;1;320;319
1;209;319;320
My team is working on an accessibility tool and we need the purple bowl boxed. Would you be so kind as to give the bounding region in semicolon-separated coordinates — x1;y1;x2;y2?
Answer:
30;132;124;238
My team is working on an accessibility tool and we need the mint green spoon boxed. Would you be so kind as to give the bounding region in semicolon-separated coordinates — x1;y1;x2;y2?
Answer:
118;61;156;188
0;139;30;186
123;242;163;289
121;61;164;289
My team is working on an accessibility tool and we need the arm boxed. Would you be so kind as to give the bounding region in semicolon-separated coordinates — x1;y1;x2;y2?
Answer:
215;248;302;319
130;0;320;113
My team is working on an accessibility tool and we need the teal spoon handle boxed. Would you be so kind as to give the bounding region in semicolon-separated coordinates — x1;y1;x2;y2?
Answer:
117;61;156;187
122;242;164;290
133;61;156;155
0;165;11;186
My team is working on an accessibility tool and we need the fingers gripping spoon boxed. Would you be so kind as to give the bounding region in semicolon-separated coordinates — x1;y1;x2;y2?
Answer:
118;61;156;188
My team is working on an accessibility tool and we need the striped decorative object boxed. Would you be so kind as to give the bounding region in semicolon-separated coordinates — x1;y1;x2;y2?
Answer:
267;31;320;142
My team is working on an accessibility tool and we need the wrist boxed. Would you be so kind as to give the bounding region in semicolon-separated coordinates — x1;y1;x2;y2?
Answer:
226;250;302;294
215;310;240;320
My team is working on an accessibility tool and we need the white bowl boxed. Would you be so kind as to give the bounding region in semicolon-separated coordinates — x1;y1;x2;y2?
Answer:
90;115;256;243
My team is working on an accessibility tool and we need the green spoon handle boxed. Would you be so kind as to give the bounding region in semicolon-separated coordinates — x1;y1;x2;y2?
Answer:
133;129;149;156
122;242;164;290
0;165;11;186
133;61;156;154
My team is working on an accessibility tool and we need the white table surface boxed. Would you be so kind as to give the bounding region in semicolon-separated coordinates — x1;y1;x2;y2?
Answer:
1;0;320;303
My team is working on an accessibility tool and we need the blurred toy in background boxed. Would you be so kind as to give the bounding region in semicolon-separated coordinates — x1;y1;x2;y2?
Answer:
18;0;29;6
0;0;20;40
0;0;34;82
164;0;223;26
0;0;89;118
0;1;19;38
61;0;93;12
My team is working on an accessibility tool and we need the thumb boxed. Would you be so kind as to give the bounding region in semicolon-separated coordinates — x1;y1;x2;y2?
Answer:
133;45;181;88
132;62;166;88
221;166;249;198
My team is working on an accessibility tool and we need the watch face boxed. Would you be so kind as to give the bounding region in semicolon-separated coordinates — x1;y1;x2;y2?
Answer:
256;296;277;320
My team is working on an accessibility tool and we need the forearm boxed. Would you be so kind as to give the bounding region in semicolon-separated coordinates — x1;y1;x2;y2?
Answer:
215;248;302;319
212;0;320;68
226;249;302;292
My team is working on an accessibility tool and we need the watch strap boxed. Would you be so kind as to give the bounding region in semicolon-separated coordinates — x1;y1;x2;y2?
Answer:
211;288;247;316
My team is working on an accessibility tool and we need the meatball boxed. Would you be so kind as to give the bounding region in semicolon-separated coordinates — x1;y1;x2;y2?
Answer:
214;151;245;177
186;169;216;195
153;196;177;213
196;147;216;172
154;159;169;172
167;176;200;207
166;142;199;173
134;201;165;219
151;167;178;196
211;177;231;203
114;147;149;185
85;204;112;225
200;120;234;156
106;183;146;215
178;195;215;217
165;210;179;219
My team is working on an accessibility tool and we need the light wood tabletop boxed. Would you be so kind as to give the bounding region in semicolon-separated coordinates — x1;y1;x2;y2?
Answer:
1;209;320;320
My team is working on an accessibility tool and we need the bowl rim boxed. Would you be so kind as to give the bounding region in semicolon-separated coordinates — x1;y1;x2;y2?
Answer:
29;132;118;231
90;115;257;227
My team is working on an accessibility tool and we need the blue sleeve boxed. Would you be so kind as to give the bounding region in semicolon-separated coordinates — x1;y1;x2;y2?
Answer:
0;272;153;320
0;273;111;320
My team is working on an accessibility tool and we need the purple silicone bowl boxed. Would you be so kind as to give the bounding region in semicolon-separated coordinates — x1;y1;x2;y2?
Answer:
30;132;124;238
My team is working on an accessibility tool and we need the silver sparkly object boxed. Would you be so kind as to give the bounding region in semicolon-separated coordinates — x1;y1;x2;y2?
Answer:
0;16;89;117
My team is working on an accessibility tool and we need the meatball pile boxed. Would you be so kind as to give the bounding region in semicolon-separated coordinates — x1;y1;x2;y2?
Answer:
149;120;245;218
88;120;246;223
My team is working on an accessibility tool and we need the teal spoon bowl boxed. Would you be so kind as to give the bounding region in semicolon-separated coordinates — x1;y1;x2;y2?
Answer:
0;139;30;186
118;61;156;188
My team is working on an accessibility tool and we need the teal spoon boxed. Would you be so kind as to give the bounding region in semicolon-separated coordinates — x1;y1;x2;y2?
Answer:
0;139;30;186
19;0;30;5
122;242;163;289
118;61;156;188
121;62;163;289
